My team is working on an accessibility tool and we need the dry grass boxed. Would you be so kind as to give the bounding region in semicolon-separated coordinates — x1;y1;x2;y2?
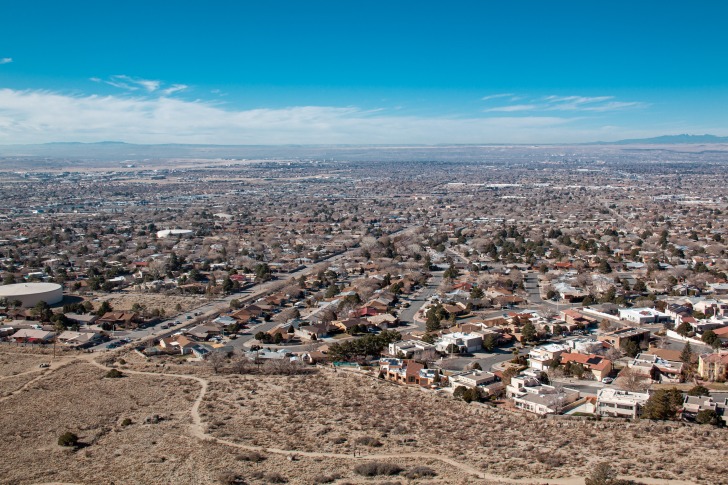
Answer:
0;348;53;377
0;347;722;484
199;370;727;484
93;291;208;314
0;348;476;484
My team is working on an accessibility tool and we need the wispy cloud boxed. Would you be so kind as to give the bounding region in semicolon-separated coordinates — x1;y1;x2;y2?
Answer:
483;94;645;113
481;93;514;101
484;104;538;112
160;84;188;96
0;58;12;65
91;75;186;95
0;88;606;145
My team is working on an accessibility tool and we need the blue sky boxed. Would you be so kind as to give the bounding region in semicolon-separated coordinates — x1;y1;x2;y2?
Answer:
1;1;727;144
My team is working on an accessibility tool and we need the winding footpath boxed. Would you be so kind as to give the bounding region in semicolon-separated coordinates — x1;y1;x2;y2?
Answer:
17;353;697;485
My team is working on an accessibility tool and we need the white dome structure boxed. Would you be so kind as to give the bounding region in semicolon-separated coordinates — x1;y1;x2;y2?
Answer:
156;229;194;238
0;282;63;307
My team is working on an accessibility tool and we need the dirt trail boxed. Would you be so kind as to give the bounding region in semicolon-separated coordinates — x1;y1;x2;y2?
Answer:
35;354;699;485
0;356;77;403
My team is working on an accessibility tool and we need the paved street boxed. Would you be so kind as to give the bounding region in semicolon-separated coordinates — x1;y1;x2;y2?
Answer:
398;270;443;331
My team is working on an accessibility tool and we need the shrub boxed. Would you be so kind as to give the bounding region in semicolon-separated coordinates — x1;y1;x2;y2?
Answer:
696;409;720;426
404;466;437;479
265;473;287;483
687;385;710;397
355;436;383;447
236;451;266;462
354;462;403;477
311;474;341;484
121;418;132;426
216;470;245;485
105;369;124;378
58;431;79;447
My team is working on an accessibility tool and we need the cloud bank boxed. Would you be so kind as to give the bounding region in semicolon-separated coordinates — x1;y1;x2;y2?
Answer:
0;88;649;144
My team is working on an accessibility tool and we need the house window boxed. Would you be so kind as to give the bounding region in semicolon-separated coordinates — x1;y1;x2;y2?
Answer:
408;376;415;383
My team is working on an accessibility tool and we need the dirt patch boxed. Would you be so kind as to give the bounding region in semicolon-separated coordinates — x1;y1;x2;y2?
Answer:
0;350;52;377
199;370;726;484
93;291;209;315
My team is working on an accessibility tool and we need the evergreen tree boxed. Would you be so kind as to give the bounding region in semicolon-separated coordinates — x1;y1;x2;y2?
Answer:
680;342;693;365
521;321;537;342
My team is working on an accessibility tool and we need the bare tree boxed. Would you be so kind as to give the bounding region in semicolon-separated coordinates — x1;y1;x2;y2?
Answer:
620;367;649;392
208;351;227;374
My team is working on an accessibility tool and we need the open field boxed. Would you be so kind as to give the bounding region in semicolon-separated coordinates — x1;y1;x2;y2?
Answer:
93;292;210;315
197;369;726;484
0;346;724;484
0;350;53;377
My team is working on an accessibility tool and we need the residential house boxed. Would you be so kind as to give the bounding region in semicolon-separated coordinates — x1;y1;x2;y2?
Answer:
560;353;613;381
379;358;425;385
450;369;499;392
295;323;331;341
56;330;103;348
561;309;597;327
528;343;570;371
598;327;651;351
187;324;221;340
357;306;382;317
97;312;140;330
10;328;55;343
366;313;398;328
713;325;728;345
619;308;672;325
628;353;683;383
596;388;650;419
507;374;580;415
697;353;728;381
388;339;436;359
565;337;604;354
159;335;197;354
682;395;728;426
331;317;366;333
435;332;482;354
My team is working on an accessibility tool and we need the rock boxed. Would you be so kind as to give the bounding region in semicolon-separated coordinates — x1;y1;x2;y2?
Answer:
144;414;164;424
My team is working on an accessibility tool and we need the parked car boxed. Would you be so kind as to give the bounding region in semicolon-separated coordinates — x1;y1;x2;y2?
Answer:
601;377;614;384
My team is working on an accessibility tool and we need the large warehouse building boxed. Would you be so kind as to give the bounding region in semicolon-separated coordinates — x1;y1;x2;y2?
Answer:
0;282;63;307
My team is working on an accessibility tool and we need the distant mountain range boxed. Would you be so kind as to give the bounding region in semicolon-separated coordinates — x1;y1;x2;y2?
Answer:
597;134;728;145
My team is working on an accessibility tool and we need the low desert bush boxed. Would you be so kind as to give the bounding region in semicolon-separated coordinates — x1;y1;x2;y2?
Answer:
403;466;437;479
355;436;382;447
216;470;245;484
235;451;266;462
121;418;132;427
58;431;79;447
354;462;403;477
311;473;341;484
264;473;287;483
105;369;124;378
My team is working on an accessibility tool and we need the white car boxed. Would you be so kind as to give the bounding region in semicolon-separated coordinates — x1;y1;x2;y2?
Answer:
601;377;614;384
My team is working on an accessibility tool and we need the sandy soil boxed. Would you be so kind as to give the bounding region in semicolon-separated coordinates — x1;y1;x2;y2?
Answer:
93;292;208;315
0;347;721;485
197;369;725;485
